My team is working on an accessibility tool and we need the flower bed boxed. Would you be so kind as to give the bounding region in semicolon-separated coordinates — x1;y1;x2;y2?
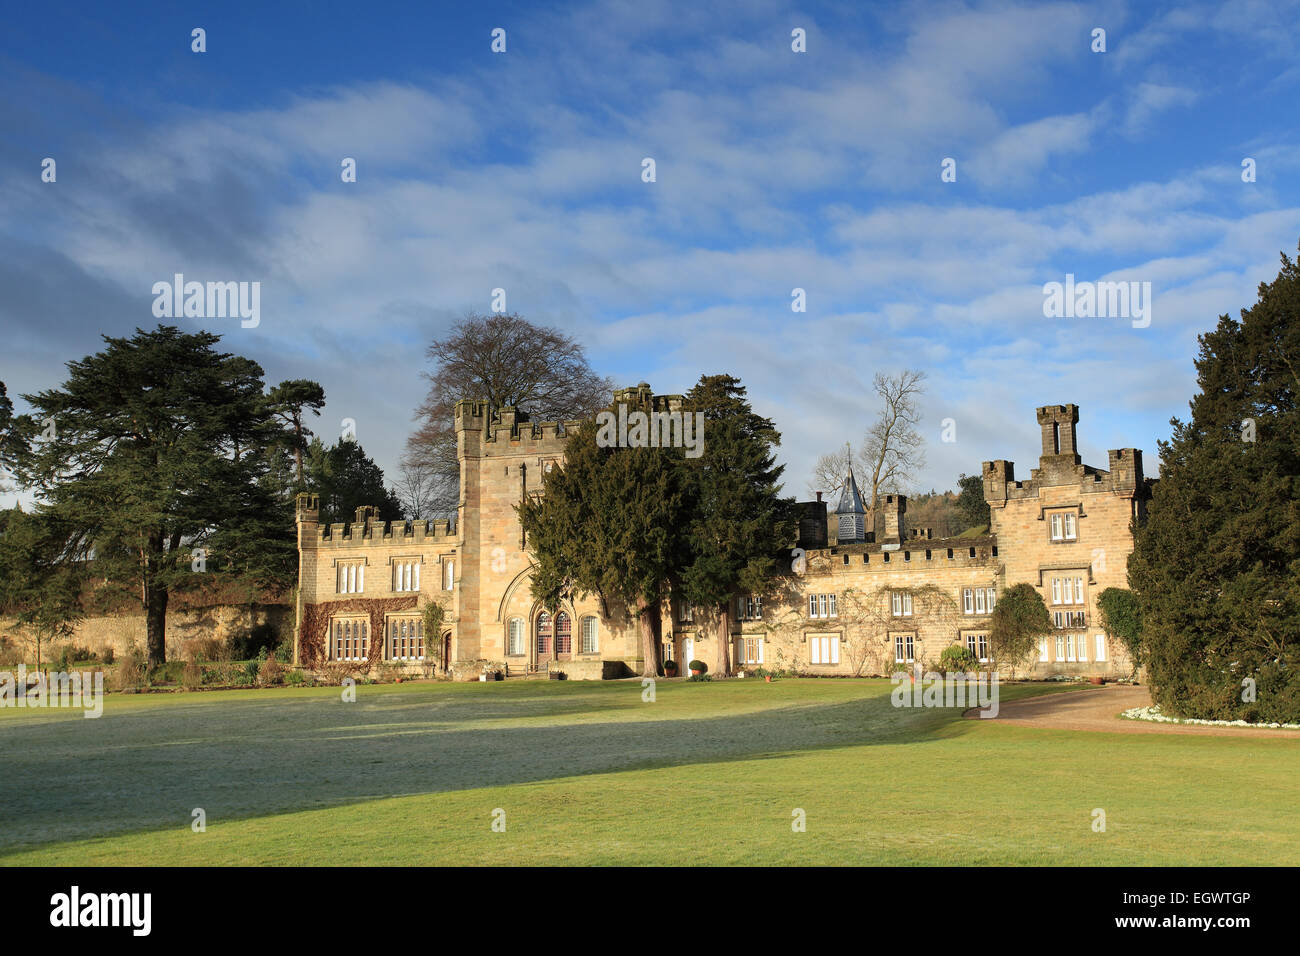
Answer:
1121;704;1300;730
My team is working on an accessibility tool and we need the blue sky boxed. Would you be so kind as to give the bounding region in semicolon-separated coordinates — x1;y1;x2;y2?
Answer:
2;0;1298;506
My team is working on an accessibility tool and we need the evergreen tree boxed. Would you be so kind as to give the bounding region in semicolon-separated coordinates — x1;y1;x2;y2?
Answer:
305;437;404;525
0;381;14;491
520;400;689;678
7;326;289;668
955;473;990;531
679;375;796;676
268;379;326;488
1128;245;1300;723
988;583;1051;669
0;507;85;670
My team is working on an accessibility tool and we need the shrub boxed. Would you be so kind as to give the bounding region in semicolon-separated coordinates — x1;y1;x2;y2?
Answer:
320;662;359;685
191;636;227;662
101;646;116;666
286;668;305;686
55;643;95;669
227;621;281;661
688;659;708;674
181;659;203;690
149;661;184;685
257;655;284;686
273;638;293;664
939;645;978;672
0;636;20;667
689;673;712;682
114;643;146;691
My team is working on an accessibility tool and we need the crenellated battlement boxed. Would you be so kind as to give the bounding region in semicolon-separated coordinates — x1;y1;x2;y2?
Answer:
454;398;580;457
807;535;998;573
983;405;1150;504
314;515;457;547
612;382;684;412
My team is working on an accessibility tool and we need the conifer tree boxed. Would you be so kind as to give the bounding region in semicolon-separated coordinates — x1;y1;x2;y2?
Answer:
520;400;689;678
304;437;404;525
7;326;291;668
1129;245;1300;722
679;375;796;677
268;379;326;488
0;507;85;671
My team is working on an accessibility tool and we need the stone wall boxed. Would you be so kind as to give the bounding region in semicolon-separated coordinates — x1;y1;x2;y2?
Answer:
0;603;291;663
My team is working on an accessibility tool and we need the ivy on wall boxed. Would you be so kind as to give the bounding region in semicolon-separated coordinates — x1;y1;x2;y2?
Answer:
299;596;419;668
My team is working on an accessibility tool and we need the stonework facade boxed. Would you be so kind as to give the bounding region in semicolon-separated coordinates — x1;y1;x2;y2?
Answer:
294;390;1151;680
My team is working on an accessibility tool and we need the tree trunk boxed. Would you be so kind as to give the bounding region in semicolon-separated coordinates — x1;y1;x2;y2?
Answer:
293;419;305;486
716;601;732;677
145;582;168;670
648;602;663;674
637;599;658;678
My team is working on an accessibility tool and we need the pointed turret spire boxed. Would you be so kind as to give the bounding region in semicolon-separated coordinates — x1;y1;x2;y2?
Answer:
835;449;867;543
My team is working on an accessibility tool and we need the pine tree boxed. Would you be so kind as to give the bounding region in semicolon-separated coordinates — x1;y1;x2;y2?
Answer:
1128;246;1300;722
268;379;326;489
679;375;796;677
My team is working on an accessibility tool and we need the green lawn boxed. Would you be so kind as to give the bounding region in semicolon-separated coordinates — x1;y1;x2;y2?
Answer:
2;678;1297;865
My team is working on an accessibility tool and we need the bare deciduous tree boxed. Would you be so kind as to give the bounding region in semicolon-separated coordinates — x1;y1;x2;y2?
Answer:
809;369;927;511
404;312;613;516
395;456;455;521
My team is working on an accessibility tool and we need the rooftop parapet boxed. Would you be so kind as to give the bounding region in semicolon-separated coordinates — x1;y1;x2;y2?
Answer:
316;514;458;546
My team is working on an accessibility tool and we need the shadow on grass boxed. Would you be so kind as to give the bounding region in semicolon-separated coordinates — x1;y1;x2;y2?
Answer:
0;679;1059;857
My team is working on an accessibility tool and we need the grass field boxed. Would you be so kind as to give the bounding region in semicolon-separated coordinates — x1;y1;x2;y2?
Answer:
2;678;1297;865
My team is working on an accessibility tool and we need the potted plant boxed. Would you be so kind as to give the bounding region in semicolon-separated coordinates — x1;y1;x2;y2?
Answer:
664;660;678;677
689;659;707;677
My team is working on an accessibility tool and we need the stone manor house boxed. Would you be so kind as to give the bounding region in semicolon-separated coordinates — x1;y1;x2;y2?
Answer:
293;386;1150;680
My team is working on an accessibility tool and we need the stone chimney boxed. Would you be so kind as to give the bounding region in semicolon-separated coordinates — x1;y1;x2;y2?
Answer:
882;494;907;543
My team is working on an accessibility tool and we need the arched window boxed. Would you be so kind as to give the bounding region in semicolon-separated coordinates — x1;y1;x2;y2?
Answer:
581;617;598;654
555;612;572;654
507;618;524;656
536;611;552;655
